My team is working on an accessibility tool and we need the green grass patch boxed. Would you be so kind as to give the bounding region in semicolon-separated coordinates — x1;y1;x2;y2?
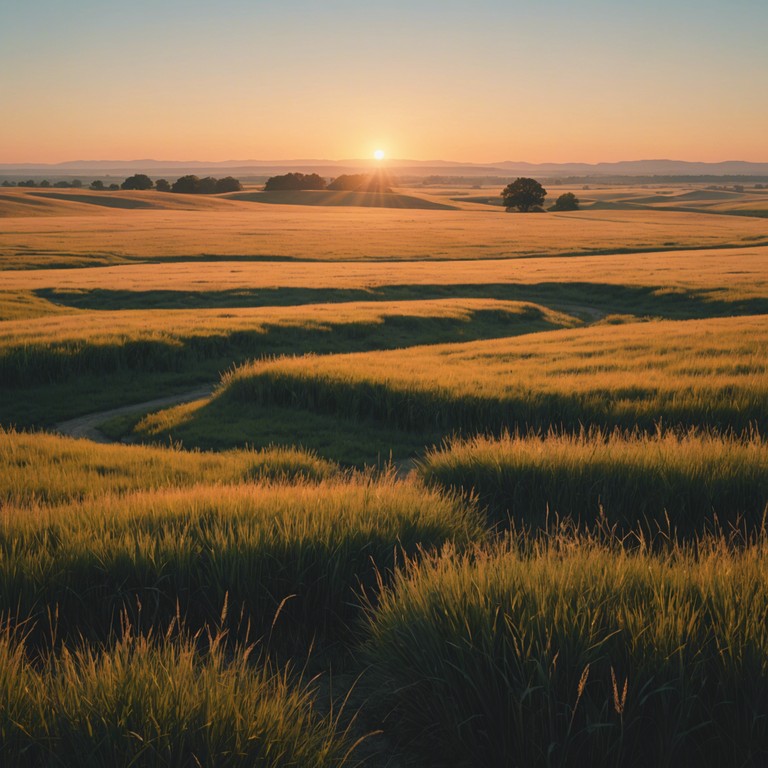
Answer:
127;396;433;466
0;470;483;649
364;537;768;768
419;430;768;534
0;627;362;768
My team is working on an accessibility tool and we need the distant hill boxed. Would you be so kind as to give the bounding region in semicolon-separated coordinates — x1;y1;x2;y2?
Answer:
2;158;768;180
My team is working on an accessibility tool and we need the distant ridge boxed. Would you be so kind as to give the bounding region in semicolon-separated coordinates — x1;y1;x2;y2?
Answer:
2;158;768;178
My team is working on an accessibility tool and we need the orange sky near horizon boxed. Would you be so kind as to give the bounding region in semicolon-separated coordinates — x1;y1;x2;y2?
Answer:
1;1;767;165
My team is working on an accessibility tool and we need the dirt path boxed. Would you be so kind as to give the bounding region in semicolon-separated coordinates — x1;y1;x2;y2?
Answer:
54;386;215;443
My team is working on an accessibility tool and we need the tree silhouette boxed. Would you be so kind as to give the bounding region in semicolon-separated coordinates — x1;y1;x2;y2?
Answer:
215;176;243;193
501;177;547;212
121;174;153;190
550;192;580;211
155;178;171;192
264;172;326;191
171;175;200;194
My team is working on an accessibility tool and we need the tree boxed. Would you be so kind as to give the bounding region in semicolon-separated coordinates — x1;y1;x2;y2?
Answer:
550;192;580;211
108;183;120;190
155;178;171;192
71;179;83;188
171;175;201;194
121;173;153;190
90;180;105;191
197;176;218;194
40;180;50;187
264;172;326;191
501;177;547;212
215;176;243;193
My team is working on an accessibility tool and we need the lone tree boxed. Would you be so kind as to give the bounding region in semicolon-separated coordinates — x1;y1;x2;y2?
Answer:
121;173;153;190
155;178;171;192
550;192;580;211
501;177;547;212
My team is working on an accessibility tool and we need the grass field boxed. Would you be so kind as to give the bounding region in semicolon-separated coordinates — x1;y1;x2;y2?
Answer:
212;314;768;437
419;430;768;533
2;187;768;269
2;185;768;765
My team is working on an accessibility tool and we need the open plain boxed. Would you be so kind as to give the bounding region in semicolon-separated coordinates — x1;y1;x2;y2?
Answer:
2;182;768;766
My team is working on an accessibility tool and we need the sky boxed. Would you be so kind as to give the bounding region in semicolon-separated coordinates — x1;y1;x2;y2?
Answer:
1;0;767;164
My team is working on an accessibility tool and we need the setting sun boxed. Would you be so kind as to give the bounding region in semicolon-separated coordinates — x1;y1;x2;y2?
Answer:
374;149;385;161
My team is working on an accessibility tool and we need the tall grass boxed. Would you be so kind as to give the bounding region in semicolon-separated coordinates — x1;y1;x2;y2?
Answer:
0;429;337;505
221;315;768;434
0;625;363;767
0;299;570;387
363;535;768;768
0;475;483;648
419;429;768;533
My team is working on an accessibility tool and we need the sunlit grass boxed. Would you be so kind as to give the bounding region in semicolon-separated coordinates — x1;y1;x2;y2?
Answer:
0;298;574;388
220;314;768;435
0;428;338;506
0;459;483;647
3;189;767;269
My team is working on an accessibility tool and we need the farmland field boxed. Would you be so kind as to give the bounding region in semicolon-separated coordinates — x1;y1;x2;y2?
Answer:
1;183;768;766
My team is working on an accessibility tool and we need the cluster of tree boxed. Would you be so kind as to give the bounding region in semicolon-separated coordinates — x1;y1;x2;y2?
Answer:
501;178;580;212
118;174;243;194
2;179;84;188
264;172;326;191
170;175;243;194
327;173;393;193
89;181;120;191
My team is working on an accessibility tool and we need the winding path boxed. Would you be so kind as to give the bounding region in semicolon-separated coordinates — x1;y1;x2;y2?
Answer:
52;300;606;445
54;386;214;443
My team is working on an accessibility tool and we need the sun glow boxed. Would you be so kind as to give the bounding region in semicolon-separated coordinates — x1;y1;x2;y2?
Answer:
374;149;385;161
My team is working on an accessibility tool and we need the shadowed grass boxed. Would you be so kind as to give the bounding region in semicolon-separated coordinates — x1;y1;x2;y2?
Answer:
419;430;768;533
364;535;768;768
0;625;364;768
124;397;432;466
0;471;483;649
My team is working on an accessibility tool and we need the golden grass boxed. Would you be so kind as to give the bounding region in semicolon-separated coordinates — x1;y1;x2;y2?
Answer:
3;246;768;306
221;314;768;433
0;298;576;348
2;188;767;269
0;428;338;505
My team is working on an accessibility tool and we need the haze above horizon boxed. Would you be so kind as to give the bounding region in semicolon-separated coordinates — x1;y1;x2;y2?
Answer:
2;0;766;165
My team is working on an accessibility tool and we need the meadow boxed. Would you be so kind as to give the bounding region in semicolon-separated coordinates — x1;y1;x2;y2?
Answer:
1;182;767;765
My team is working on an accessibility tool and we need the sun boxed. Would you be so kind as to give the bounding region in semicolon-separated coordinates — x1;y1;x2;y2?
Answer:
374;149;385;161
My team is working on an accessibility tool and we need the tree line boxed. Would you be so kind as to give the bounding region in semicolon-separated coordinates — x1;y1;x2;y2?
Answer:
1;175;243;194
263;171;393;193
120;174;243;194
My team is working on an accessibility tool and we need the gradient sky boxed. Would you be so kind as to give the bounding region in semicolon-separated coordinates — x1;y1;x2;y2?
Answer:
1;0;766;163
